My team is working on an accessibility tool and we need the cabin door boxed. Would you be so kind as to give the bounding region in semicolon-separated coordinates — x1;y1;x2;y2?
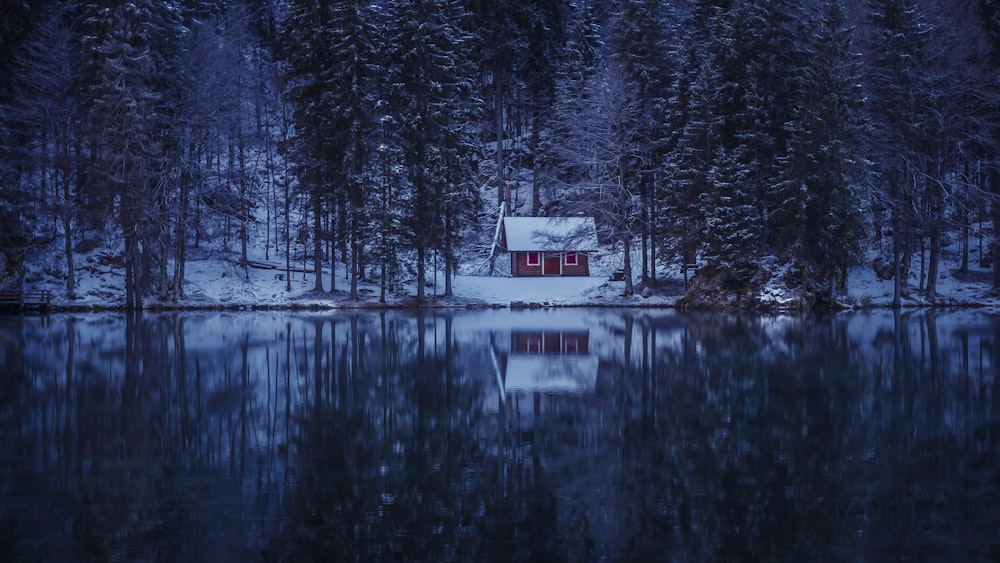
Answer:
543;254;562;276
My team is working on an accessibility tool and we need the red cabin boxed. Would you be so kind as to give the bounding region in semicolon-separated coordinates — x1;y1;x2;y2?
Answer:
500;216;599;277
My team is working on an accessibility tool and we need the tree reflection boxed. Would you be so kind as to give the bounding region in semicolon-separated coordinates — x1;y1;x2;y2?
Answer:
0;310;997;561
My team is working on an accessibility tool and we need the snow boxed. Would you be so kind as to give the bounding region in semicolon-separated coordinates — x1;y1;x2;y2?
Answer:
18;226;1000;311
501;216;600;251
17;239;659;309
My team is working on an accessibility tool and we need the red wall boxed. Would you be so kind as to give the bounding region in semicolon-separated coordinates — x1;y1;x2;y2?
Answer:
512;330;590;353
510;252;589;276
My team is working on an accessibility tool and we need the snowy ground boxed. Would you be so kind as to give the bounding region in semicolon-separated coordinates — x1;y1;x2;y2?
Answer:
24;245;678;309
18;235;1000;310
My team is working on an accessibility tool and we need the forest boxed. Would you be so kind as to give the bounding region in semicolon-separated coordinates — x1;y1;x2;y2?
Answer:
1;0;999;308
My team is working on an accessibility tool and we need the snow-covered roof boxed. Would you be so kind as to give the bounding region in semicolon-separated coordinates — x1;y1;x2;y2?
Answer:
502;216;599;252
503;355;600;394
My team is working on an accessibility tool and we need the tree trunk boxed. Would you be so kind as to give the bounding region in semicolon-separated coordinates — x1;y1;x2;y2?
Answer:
350;238;360;300
380;261;387;304
338;192;349;267
622;236;634;297
238;120;248;271
496;70;505;208
124;224;141;310
992;170;1000;291
959;160;970;274
416;246;426;303
284;180;291;292
156;194;169;300
334;211;337;293
892;232;901;308
649;187;657;284
926;219;941;304
350;206;360;299
173;143;193;300
640;192;649;285
60;150;75;298
531;114;541;215
312;193;323;292
444;212;454;298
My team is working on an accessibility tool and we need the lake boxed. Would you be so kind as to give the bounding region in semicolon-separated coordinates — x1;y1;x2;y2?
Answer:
1;308;998;561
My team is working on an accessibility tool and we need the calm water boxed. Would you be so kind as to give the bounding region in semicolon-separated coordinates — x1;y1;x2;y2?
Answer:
1;308;998;562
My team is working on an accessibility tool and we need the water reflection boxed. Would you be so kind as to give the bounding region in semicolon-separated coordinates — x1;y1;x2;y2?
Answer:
1;309;998;561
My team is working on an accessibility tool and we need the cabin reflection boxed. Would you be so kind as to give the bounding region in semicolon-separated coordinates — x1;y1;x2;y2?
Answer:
511;330;589;355
489;329;602;416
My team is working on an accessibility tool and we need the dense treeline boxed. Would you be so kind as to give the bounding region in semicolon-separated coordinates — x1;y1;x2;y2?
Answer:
1;0;999;306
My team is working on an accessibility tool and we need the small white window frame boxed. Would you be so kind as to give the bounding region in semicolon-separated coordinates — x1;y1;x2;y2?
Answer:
526;252;540;266
564;252;578;266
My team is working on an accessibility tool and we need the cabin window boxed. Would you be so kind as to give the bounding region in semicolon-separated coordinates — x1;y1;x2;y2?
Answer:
526;252;540;266
564;252;578;266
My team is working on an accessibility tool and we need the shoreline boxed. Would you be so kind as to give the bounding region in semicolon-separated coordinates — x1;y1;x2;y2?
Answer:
30;296;1000;314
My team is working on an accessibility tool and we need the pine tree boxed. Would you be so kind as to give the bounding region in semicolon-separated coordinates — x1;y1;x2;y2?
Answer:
77;0;184;308
469;0;525;209
326;0;380;299
370;117;407;303
520;1;570;216
700;140;761;284
542;0;603;196
611;0;678;283
865;0;934;306
978;0;1000;290
0;0;48;283
283;0;332;292
3;2;79;294
660;36;714;287
468;0;570;215
387;0;479;302
694;2;769;284
772;0;869;301
559;1;602;101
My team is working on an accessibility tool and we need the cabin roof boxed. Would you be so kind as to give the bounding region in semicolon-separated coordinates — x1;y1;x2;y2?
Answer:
503;355;600;394
502;216;599;252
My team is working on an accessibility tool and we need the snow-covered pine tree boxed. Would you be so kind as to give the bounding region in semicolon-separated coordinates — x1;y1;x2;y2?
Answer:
700;140;761;288
386;0;479;303
0;1;42;283
77;0;184;308
660;28;714;288
469;0;524;209
694;2;770;286
3;3;79;296
864;0;934;306
977;0;1000;290
749;0;811;243
469;0;570;215
370;114;407;303
610;0;679;284
325;0;380;299
282;0;333;293
772;0;869;302
520;1;570;216
542;0;604;197
560;0;603;99
283;0;382;297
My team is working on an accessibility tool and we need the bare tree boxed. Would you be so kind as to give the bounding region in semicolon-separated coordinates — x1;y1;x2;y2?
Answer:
6;5;79;296
549;63;643;296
